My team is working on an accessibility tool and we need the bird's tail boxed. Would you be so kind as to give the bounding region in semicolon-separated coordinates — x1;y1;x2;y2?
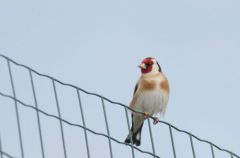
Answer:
125;122;144;146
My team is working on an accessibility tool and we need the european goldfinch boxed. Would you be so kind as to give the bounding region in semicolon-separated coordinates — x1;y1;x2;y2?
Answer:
125;57;169;146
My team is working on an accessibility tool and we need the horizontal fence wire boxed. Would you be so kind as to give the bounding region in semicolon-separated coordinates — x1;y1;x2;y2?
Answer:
0;137;16;158
0;91;160;158
1;133;15;158
0;54;239;158
0;150;16;158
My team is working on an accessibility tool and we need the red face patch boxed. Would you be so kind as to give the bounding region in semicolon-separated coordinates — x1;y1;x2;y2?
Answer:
141;58;154;74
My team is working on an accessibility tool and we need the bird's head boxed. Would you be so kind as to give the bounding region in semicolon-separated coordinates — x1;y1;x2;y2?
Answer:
138;57;161;75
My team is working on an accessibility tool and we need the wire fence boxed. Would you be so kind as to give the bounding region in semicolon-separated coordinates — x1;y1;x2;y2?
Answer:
0;54;239;158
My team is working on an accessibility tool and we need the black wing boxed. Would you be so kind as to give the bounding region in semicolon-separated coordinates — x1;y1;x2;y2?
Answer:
133;83;139;95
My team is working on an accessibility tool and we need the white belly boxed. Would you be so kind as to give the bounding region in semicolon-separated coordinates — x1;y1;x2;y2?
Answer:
134;90;168;116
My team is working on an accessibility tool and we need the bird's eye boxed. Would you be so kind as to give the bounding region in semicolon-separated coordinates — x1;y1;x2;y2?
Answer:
145;62;153;67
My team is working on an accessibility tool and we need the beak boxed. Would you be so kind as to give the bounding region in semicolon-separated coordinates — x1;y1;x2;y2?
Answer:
138;63;146;69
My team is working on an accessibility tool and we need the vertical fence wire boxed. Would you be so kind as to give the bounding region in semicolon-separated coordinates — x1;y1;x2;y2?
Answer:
189;135;196;158
76;89;90;158
7;60;24;158
210;144;215;158
1;55;240;158
101;98;113;158
29;70;45;158
0;135;3;158
169;126;177;158
124;108;135;158
52;80;67;158
147;119;156;158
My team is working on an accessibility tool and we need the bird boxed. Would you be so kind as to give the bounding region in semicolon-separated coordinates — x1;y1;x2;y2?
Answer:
124;57;169;146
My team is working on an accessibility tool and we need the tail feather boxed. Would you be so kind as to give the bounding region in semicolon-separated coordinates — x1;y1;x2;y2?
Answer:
125;122;144;146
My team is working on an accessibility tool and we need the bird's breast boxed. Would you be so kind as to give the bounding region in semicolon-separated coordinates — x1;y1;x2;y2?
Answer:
130;73;169;115
133;89;168;115
140;79;157;91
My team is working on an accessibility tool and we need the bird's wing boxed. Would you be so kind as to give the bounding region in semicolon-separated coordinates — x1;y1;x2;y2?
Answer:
129;81;140;108
133;82;139;95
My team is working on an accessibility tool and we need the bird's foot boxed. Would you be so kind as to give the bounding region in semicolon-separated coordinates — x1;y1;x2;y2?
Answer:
143;112;149;119
153;117;160;125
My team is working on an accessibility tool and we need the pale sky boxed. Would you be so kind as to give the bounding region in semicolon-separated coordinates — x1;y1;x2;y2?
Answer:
0;0;240;158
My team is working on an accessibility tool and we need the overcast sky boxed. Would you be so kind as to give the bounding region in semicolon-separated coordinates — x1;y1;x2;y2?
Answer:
0;0;240;158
